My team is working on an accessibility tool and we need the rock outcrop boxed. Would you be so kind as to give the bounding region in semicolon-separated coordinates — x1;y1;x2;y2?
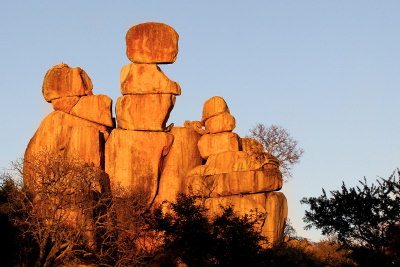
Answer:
105;129;173;205
185;96;287;246
42;63;93;102
125;22;179;64
24;22;288;249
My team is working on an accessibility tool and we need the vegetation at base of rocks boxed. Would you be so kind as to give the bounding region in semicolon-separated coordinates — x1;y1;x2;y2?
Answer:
4;151;398;266
301;170;400;266
267;236;357;267
0;154;292;267
146;193;268;267
248;123;304;180
0;152;152;267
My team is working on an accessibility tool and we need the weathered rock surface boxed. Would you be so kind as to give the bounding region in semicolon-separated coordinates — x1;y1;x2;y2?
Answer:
197;132;241;159
186;165;207;177
105;129;174;206
24;120;106;190
241;138;265;154
42;63;93;102
116;94;175;131
155;127;203;204
126;22;179;64
70;95;114;127
204;112;236;134
204;192;266;216
120;63;181;95
203;192;287;246
184;120;209;135
263;192;288;246
201;96;230;125
188;169;282;197
64;126;103;168
204;151;279;175
25;111;110;156
51;96;80;113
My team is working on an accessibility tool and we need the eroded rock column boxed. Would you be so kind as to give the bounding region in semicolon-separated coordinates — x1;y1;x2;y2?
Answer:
25;63;114;188
24;63;114;248
106;23;179;206
187;96;288;247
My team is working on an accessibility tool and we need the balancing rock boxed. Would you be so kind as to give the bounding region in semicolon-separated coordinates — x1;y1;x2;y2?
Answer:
201;96;230;125
126;22;179;64
197;132;241;159
70;94;114;127
204;112;236;134
42;63;93;102
120;63;181;95
116;94;175;131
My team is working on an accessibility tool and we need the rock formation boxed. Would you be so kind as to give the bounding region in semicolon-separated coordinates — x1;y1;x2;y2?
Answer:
24;22;288;248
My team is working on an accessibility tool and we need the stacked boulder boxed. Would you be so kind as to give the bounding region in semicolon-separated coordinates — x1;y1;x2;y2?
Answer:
24;22;288;248
197;96;240;158
25;63;114;182
105;23;180;206
24;63;114;247
186;96;288;246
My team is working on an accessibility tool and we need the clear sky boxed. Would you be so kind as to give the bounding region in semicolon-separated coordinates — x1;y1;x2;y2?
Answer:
1;1;400;242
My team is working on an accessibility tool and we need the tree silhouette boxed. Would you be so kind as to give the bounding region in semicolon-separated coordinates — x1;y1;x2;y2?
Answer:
301;170;400;266
248;123;304;180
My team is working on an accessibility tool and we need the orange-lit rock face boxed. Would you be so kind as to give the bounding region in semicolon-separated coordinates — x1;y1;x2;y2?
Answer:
105;129;174;206
70;94;114;127
197;132;241;159
51;96;80;113
42;63;93;102
203;192;287;247
126;22;179;64
241;138;265;154
263;192;288;246
116;94;175;131
120;63;181;95
25;111;110;154
189;169;282;197
201;96;230;125
187;150;282;197
204;112;236;134
155;127;203;204
24;112;109;190
204;151;279;175
184;121;209;135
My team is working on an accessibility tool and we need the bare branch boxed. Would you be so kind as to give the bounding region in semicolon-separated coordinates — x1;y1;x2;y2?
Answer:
247;123;304;180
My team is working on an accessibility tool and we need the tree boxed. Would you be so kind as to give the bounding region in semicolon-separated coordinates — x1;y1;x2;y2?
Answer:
301;170;400;266
312;236;356;267
0;152;152;267
248;123;304;180
283;218;301;240
147;193;268;267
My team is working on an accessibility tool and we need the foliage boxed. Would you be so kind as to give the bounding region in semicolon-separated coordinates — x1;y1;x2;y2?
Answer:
248;123;304;180
283;218;300;240
147;193;268;267
301;170;400;265
312;236;357;267
0;152;152;267
0;172;24;267
267;237;356;267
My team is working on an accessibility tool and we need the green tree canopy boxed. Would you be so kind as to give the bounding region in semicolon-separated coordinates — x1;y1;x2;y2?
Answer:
301;170;400;265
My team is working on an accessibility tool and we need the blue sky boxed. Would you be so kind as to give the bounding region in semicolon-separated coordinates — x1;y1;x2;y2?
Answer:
1;1;400;241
